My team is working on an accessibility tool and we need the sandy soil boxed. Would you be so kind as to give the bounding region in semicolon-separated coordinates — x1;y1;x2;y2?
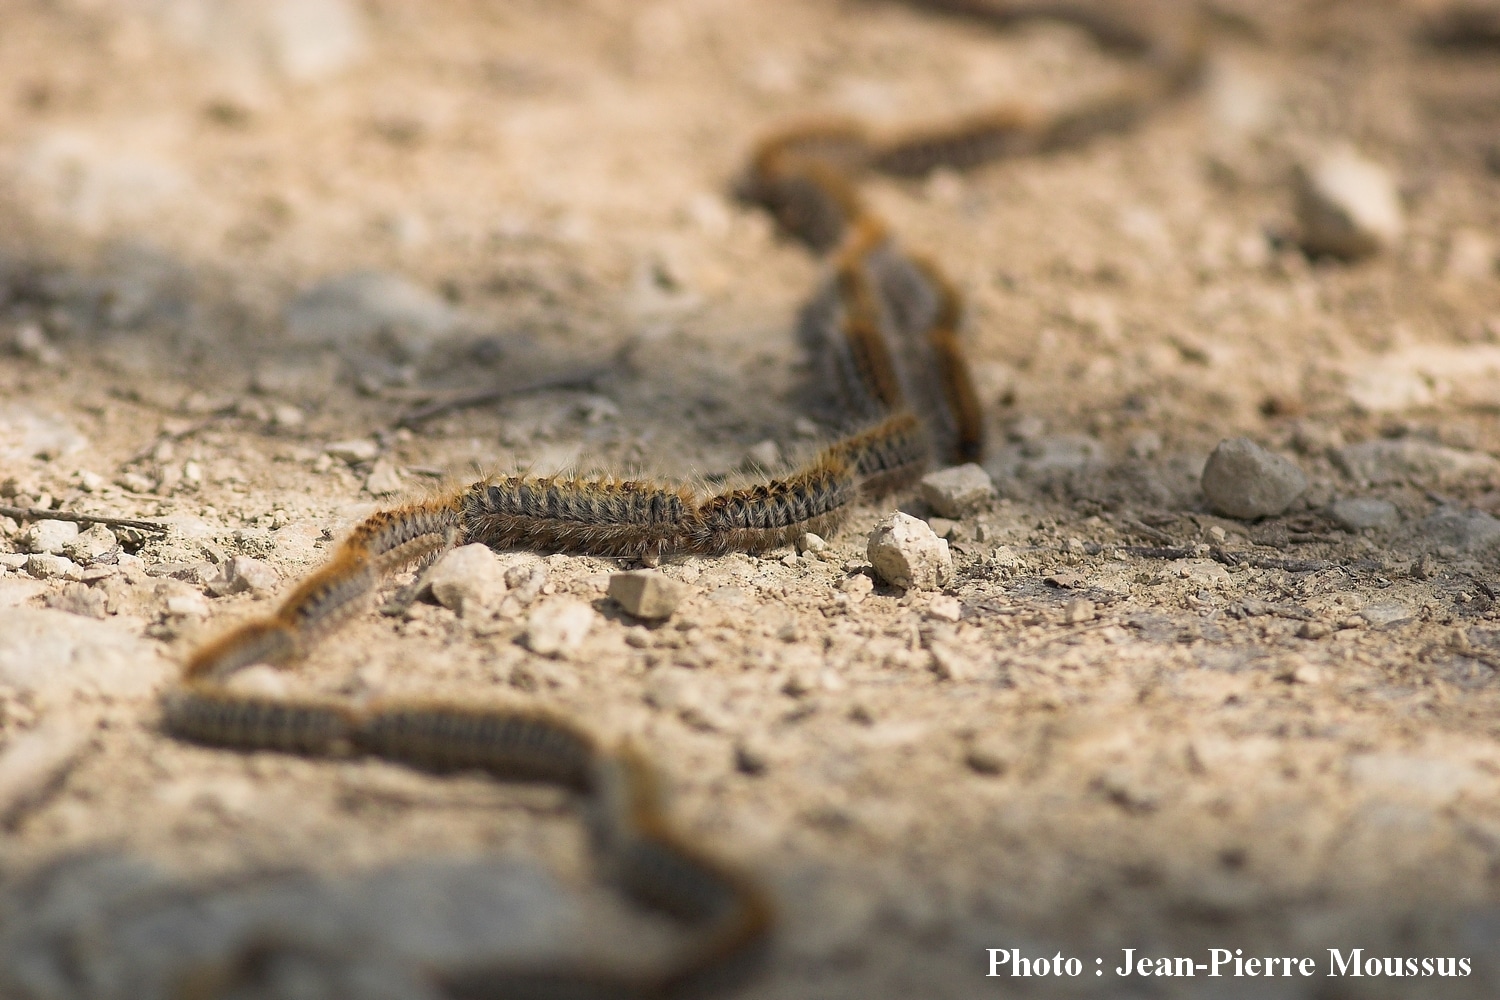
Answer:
2;1;1500;997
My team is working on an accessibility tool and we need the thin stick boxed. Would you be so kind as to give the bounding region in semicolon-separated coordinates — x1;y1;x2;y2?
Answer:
396;364;614;430
0;505;167;534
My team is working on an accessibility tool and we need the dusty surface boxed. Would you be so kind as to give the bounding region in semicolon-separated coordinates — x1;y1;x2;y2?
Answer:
2;0;1500;996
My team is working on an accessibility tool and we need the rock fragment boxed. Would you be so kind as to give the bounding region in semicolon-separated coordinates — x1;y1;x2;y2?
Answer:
918;463;996;518
867;513;951;591
525;600;595;657
19;520;79;555
1333;438;1499;485
1418;508;1500;553
60;524;118;565
206;555;281;598
1328;497;1399;532
1295;146;1403;259
365;459;403;496
926;595;962;622
45;583;107;620
1200;437;1307;519
25;554;76;580
424;544;507;617
325;439;380;464
608;570;689;620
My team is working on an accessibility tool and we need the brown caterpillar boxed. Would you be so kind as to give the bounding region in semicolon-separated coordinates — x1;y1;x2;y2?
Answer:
163;2;1203;996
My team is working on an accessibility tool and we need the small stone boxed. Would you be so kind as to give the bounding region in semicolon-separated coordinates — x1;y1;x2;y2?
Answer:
742;439;781;469
25;554;76;580
45;583;108;619
1275;662;1322;684
503;558;549;605
867;513;952;591
1359;602;1412;628
163;589;211;618
61;524;118;566
1297;621;1331;640
1419;508;1500;553
928;642;977;681
1328;497;1399;532
1200;437;1307;519
365;459;403;496
926;595;962;622
1446;228;1496;281
116;472;155;494
964;734;1012;776
795;532;827;555
20;520;79;555
918;463;996;518
325;439;380;464
1295;145;1404;259
839;574;874;603
1064;597;1096;624
271;404;305;429
524;600;595;657
609;570;690;620
926;517;957;539
1333;439;1499;485
206;555;281;598
424;544;508;617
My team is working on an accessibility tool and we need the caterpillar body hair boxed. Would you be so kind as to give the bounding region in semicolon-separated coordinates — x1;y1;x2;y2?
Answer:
165;2;1206;995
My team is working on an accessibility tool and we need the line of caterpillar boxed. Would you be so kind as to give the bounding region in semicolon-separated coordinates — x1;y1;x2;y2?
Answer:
163;3;1204;996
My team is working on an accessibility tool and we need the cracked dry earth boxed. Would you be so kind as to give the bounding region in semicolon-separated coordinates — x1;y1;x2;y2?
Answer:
3;1;1500;998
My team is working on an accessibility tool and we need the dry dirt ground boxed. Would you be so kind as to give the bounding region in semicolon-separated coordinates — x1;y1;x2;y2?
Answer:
2;1;1500;998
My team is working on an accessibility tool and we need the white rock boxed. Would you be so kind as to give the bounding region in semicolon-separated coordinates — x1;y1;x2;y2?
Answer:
867;513;952;591
926;595;962;622
0;715;90;825
1295;146;1404;259
1200;437;1307;519
1064;597;1096;624
61;524;118;565
525;600;595;658
20;520;79;555
425;544;507;617
365;459;403;496
164;590;211;619
503;558;549;605
325;438;380;464
1328;497;1399;532
0;607;166;696
796;532;827;555
919;463;996;518
206;555;281;598
608;570;689;620
25;554;77;580
1333;438;1499;485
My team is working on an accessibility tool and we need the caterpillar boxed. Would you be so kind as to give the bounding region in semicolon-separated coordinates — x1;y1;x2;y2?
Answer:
163;2;1204;996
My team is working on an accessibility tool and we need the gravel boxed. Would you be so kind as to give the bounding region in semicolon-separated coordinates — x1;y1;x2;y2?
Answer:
867;513;951;590
918;463;996;518
1333;438;1500;485
1328;497;1399;531
425;544;507;617
524;600;596;657
206;555;281;598
1295;145;1404;259
19;520;79;555
1200;437;1307;519
608;570;690;620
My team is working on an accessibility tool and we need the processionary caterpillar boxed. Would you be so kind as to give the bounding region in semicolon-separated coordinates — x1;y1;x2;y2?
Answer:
164;3;1204;996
